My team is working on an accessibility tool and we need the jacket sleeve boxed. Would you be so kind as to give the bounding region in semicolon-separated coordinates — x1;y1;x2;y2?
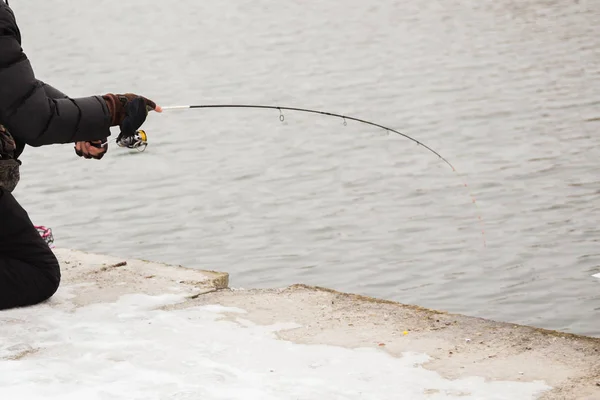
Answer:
39;81;68;99
0;4;112;147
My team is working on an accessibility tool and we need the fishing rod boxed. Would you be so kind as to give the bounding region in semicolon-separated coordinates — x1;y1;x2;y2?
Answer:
160;104;456;171
116;103;486;247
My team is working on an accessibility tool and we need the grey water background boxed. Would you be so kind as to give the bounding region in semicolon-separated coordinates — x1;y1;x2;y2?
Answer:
10;0;600;336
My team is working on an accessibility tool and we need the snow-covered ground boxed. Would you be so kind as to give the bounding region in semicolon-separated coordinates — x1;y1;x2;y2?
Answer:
0;287;550;400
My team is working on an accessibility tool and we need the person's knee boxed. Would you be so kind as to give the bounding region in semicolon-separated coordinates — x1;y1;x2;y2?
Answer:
35;255;61;303
0;255;61;310
43;257;61;299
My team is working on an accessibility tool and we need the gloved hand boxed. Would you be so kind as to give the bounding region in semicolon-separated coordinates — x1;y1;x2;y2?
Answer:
74;139;107;160
0;125;16;159
0;125;20;192
102;93;162;143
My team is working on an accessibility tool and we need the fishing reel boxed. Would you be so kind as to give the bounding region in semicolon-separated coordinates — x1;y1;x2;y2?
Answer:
116;129;148;152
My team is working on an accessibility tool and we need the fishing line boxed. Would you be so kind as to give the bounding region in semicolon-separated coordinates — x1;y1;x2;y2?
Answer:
131;104;487;247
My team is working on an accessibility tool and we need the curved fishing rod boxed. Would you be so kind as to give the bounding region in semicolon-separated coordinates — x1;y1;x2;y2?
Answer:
161;104;457;172
127;103;486;247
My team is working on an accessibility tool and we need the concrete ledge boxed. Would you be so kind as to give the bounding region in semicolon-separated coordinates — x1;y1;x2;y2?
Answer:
54;248;229;306
2;249;598;399
168;285;600;400
54;250;600;399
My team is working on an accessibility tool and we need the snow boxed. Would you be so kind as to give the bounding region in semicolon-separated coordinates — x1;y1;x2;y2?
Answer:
0;288;550;400
593;273;600;279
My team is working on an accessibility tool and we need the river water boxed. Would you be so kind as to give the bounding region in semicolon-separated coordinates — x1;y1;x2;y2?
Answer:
10;0;600;336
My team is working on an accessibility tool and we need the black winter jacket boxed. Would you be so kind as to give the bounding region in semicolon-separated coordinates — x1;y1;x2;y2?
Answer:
0;2;112;158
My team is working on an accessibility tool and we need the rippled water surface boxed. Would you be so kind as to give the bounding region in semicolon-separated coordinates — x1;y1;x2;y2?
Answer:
10;0;600;336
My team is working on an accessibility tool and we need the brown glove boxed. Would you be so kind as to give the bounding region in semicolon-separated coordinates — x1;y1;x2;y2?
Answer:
102;93;159;125
75;139;108;160
0;125;16;159
0;125;20;192
102;93;161;142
